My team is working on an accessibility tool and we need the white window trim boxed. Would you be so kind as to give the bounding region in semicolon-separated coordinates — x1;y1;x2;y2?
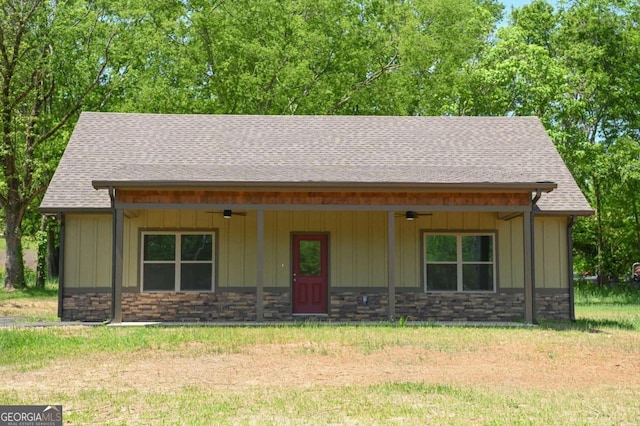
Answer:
141;231;216;292
424;232;496;293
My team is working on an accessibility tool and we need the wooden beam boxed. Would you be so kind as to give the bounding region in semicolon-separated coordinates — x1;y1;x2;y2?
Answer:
112;208;124;323
256;210;264;322
388;211;396;320
523;207;534;324
117;189;531;207
57;214;65;319
116;202;530;213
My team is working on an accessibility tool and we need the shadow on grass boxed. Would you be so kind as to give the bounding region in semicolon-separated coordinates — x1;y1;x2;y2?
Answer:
0;283;58;300
539;317;637;332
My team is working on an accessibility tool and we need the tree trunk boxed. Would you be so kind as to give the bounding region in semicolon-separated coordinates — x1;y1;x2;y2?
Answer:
46;218;58;278
594;177;605;286
36;215;47;288
4;211;25;290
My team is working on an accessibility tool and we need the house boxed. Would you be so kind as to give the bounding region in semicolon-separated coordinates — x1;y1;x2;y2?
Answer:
40;112;593;323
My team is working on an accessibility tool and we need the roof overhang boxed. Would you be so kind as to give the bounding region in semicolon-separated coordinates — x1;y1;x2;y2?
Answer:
91;180;558;193
536;210;595;217
39;207;112;216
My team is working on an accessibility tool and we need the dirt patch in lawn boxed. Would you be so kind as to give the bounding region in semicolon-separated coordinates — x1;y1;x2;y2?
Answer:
4;335;639;394
0;299;57;318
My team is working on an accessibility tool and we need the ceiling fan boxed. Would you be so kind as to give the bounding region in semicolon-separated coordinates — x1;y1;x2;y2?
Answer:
206;209;247;218
395;211;432;220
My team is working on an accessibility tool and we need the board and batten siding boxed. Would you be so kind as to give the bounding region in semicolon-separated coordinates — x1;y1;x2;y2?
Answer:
123;209;255;288
535;216;569;289
63;211;569;290
63;214;112;288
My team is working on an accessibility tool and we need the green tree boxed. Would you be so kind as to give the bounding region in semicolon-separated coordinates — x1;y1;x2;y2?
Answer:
553;0;640;279
110;0;501;116
453;0;640;279
1;0;504;289
0;0;116;289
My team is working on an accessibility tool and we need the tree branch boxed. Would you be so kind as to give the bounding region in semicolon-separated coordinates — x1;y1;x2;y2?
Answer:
35;32;115;146
8;0;42;73
327;51;399;114
17;183;48;226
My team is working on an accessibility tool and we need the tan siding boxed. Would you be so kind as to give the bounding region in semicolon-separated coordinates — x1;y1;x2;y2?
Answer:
370;213;387;286
123;216;136;288
64;214;112;288
262;211;288;288
352;212;385;288
495;216;567;290
179;210;196;228
510;218;524;288
64;216;80;288
447;212;464;229
535;219;545;288
114;210;567;293
261;211;390;288
162;210;178;227
354;212;370;287
95;217;112;287
124;209;259;288
220;212;257;287
336;212;355;286
226;217;245;285
398;212;503;289
395;218;420;287
497;216;524;289
558;218;569;288
463;212;480;229
497;219;512;289
431;212;447;229
195;210;212;228
243;213;258;287
536;217;568;289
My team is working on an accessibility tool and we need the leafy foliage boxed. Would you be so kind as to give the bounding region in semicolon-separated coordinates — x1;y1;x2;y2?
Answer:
0;0;119;288
2;0;640;283
455;0;640;278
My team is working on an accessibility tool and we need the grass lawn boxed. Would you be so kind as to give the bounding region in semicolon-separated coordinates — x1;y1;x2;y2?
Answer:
0;280;58;322
0;284;639;425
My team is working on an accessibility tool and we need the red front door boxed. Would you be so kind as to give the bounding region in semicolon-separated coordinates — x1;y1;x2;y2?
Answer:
292;234;328;314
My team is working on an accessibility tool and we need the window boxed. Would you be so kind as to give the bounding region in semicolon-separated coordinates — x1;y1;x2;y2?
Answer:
424;233;495;292
142;232;215;291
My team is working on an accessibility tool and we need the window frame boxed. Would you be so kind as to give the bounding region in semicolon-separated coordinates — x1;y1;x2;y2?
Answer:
423;231;497;293
141;230;216;292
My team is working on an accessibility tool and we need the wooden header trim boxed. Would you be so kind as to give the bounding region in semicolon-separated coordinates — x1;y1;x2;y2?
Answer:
117;190;530;207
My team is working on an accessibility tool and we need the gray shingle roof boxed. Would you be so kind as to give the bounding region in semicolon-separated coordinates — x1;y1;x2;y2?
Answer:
40;112;593;214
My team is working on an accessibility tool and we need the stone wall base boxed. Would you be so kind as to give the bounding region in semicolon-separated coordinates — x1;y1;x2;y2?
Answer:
61;292;111;322
122;292;257;322
536;292;571;321
395;292;525;322
61;290;571;322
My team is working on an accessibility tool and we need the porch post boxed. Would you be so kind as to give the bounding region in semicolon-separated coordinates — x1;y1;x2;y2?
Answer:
256;210;264;321
57;213;65;319
387;211;396;320
112;207;124;323
523;206;534;324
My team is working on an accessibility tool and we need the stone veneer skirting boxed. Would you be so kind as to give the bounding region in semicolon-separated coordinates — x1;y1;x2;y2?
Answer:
61;289;571;322
62;292;111;322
